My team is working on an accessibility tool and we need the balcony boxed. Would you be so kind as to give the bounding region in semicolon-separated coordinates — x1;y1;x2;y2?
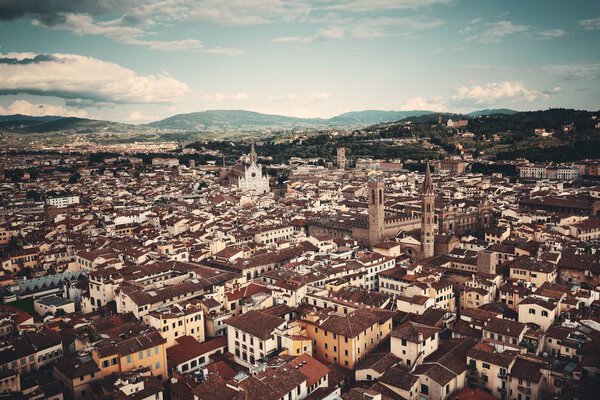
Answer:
497;373;507;379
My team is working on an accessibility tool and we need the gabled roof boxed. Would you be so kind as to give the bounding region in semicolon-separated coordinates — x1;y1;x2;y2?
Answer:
224;310;285;340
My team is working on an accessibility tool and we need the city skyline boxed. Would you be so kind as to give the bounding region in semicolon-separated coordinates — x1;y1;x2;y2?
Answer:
0;0;598;123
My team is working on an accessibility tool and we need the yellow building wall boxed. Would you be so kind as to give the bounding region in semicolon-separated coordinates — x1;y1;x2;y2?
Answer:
94;344;168;381
307;317;392;369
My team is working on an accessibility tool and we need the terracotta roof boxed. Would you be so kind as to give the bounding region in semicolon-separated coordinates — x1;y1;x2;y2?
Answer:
379;365;418;390
288;354;330;387
314;308;394;338
225;310;285;340
391;321;439;342
355;352;400;374
167;336;228;367
484;318;526;337
467;342;516;368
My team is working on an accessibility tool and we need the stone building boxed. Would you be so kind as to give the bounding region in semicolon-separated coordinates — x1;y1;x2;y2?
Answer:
337;147;346;170
421;163;435;259
221;143;270;194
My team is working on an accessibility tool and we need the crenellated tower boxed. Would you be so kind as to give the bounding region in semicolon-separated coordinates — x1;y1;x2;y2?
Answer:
421;162;435;259
368;180;385;246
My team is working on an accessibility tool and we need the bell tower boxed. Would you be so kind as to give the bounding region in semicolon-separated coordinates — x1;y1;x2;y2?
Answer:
368;180;385;246
421;162;435;259
249;142;257;165
337;147;346;170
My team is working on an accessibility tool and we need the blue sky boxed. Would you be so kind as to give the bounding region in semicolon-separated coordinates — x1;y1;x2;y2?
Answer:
0;0;598;123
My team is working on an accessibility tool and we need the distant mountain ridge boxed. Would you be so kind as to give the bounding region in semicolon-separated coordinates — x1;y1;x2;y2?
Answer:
466;108;518;116
0;108;520;134
146;109;441;130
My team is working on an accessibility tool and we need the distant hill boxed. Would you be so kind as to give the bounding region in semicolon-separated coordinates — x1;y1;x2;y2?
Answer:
0;109;518;134
0;114;63;123
327;110;433;125
0;115;138;134
467;108;518;117
22;117;132;133
1;108;596;151
146;110;328;131
146;109;439;131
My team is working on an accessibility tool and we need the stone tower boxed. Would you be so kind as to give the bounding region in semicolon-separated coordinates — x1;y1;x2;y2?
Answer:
421;162;435;259
368;180;385;246
337;147;346;170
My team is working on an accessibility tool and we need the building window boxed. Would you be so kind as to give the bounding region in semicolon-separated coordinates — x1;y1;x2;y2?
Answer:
421;384;429;395
529;308;536;315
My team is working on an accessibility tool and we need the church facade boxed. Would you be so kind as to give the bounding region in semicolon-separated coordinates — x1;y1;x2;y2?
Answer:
221;144;270;194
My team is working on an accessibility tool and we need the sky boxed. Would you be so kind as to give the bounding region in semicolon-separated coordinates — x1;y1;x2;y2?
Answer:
0;0;598;123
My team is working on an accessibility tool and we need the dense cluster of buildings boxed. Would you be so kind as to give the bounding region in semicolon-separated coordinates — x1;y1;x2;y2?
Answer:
0;147;599;400
517;160;600;180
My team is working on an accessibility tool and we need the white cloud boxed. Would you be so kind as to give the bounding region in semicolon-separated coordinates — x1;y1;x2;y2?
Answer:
202;92;250;101
0;52;189;104
0;100;88;117
32;11;242;54
537;64;600;80
536;29;566;38
399;96;447;111
184;0;311;26
579;18;600;31
274;17;444;42
273;27;345;43
465;20;566;43
32;13;143;37
350;16;445;39
122;38;204;51
268;92;332;102
128;111;159;123
203;47;244;56
322;0;452;12
452;81;547;104
466;20;529;43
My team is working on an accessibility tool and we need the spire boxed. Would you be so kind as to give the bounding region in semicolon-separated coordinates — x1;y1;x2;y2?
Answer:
422;162;434;195
249;142;257;165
